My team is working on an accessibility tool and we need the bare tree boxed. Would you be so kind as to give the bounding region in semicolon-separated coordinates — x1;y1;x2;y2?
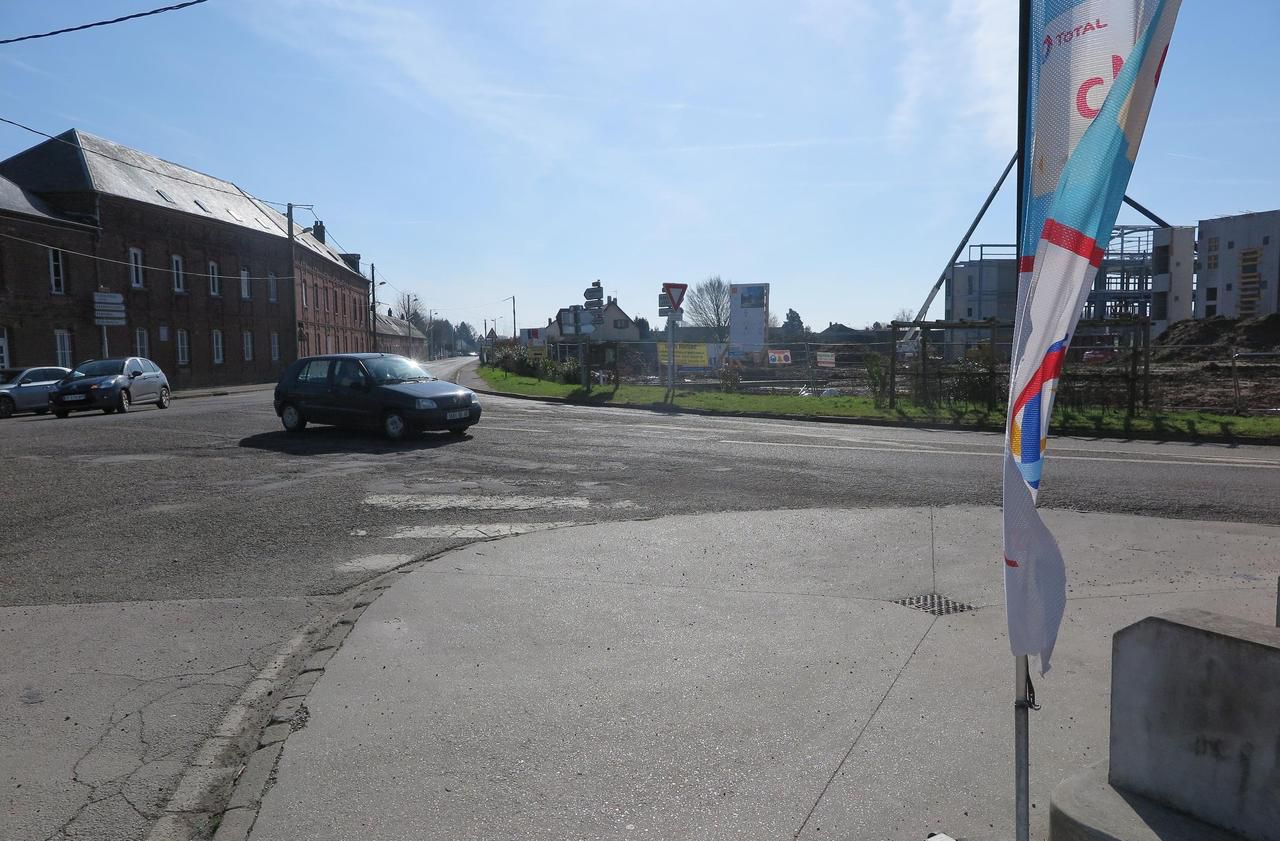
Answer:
892;307;917;324
396;292;424;324
685;275;731;343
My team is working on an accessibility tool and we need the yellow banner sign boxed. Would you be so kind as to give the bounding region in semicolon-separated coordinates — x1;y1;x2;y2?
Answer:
659;342;710;367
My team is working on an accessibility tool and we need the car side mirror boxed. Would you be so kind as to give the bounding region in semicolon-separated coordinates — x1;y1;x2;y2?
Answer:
19;377;33;385
130;370;142;378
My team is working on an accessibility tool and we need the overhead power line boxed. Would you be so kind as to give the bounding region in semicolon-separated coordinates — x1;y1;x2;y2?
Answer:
0;230;297;280
0;0;211;46
0;115;290;208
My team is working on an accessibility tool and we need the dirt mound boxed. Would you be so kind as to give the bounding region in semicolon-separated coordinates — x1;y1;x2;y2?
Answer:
1152;314;1280;361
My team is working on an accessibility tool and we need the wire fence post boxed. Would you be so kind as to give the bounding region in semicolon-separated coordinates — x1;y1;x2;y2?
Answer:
1126;329;1139;419
1230;345;1241;414
889;324;899;409
919;328;929;406
1141;318;1152;410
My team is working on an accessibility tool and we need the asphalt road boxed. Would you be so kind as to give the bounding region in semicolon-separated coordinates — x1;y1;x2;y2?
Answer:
3;356;1278;840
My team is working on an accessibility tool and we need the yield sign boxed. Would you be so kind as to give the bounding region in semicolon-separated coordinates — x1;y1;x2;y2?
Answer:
662;282;688;311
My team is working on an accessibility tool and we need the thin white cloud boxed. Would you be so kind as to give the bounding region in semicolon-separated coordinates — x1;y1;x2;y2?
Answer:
888;1;935;145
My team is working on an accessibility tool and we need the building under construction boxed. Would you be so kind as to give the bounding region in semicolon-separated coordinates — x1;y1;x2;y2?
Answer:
942;224;1196;359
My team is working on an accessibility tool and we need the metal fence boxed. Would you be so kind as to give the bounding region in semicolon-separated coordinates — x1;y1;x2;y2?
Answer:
512;322;1278;417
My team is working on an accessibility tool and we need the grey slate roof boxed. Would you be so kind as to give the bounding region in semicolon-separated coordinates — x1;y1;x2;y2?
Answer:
0;130;359;276
0;173;88;226
375;313;428;340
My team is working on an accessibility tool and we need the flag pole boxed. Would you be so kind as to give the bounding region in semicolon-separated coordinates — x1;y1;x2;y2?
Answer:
1013;1;1032;840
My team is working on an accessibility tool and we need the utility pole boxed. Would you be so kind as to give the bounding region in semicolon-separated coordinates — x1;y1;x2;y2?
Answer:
507;295;517;340
370;263;378;352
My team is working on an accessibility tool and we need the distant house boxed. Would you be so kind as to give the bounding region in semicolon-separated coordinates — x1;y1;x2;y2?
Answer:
542;298;641;343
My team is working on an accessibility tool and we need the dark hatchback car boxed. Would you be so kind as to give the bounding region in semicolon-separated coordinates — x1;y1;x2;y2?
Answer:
49;357;172;417
274;353;481;441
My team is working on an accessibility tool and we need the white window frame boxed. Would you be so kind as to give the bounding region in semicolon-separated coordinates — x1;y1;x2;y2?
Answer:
0;326;9;368
209;261;221;296
268;272;278;302
172;254;185;292
212;329;224;365
55;329;72;368
240;267;251;300
270;331;280;361
134;328;149;358
49;248;66;294
301;282;308;308
177;329;190;366
128;247;145;288
242;330;254;362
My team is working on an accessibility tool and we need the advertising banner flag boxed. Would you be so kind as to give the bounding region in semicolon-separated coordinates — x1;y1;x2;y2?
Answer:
1004;0;1180;672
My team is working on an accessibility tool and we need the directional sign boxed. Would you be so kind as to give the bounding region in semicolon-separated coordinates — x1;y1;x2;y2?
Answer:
94;304;126;314
658;293;671;308
584;286;604;300
662;283;688;312
659;307;684;321
95;317;127;327
93;292;124;305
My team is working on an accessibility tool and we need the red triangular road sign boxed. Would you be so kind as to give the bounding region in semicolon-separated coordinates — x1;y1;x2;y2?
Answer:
486;328;498;339
663;282;688;311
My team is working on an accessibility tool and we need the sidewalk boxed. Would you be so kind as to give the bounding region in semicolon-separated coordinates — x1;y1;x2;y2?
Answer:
172;381;276;401
243;507;1279;841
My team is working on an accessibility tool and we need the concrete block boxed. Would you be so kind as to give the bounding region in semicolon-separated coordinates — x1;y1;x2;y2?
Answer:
1109;609;1280;841
1051;762;1241;841
283;669;321;698
212;807;257;841
258;723;291;746
228;742;283;810
165;766;238;813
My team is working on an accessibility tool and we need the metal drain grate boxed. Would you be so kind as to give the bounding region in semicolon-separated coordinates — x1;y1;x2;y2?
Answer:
892;593;975;616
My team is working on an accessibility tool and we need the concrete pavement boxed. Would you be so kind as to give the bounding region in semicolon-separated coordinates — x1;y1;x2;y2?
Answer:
246;506;1279;841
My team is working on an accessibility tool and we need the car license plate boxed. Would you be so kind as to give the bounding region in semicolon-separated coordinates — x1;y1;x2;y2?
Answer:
446;409;469;420
63;394;86;401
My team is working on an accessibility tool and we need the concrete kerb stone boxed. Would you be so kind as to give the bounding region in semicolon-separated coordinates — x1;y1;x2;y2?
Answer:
143;548;450;841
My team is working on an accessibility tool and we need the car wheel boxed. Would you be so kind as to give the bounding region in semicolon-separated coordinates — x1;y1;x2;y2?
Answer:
54;410;69;419
280;403;306;434
448;427;469;436
383;410;409;441
157;386;171;409
0;396;13;419
117;390;131;413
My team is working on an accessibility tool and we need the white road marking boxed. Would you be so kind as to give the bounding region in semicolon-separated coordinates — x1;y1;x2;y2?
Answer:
386;522;576;539
364;493;591;511
717;439;1280;469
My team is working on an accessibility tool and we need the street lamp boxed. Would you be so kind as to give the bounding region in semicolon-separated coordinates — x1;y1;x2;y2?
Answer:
503;295;516;340
371;276;386;352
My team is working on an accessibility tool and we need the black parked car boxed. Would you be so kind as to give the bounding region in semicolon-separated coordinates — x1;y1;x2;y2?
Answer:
274;353;481;441
49;357;171;417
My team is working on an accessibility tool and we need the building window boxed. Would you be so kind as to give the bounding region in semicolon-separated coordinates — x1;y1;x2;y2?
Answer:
49;248;66;294
55;329;72;368
209;261;221;296
156;189;175;204
177;329;190;365
302;282;308;308
242;330;254;361
270;331;280;361
128;247;145;288
1207;237;1219;252
1241;251;1259;275
268;272;278;302
0;326;8;367
172;254;185;292
1265;236;1271;246
240;268;251;300
1205;304;1217;317
966;307;974;318
135;328;149;358
1205;287;1218;301
1207;253;1219;270
212;329;224;364
1225;283;1233;292
613;318;630;329
1227;241;1234;250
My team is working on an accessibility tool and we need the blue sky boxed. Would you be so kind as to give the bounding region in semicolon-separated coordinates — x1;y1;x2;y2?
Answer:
2;1;1277;334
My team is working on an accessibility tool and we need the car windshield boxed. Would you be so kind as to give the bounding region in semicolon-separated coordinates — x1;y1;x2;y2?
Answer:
364;356;434;384
69;360;126;378
1;369;22;384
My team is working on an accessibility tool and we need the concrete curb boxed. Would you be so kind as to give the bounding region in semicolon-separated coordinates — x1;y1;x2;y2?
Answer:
469;385;1280;447
147;544;481;841
171;383;276;401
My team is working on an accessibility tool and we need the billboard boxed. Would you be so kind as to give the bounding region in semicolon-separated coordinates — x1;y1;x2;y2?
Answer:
729;283;769;355
658;343;711;368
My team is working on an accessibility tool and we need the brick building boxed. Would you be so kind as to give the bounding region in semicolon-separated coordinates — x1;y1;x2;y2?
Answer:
0;130;371;387
0;175;99;368
373;312;428;359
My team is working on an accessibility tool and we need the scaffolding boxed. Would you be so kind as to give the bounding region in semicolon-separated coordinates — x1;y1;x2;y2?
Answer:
1084;225;1157;321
